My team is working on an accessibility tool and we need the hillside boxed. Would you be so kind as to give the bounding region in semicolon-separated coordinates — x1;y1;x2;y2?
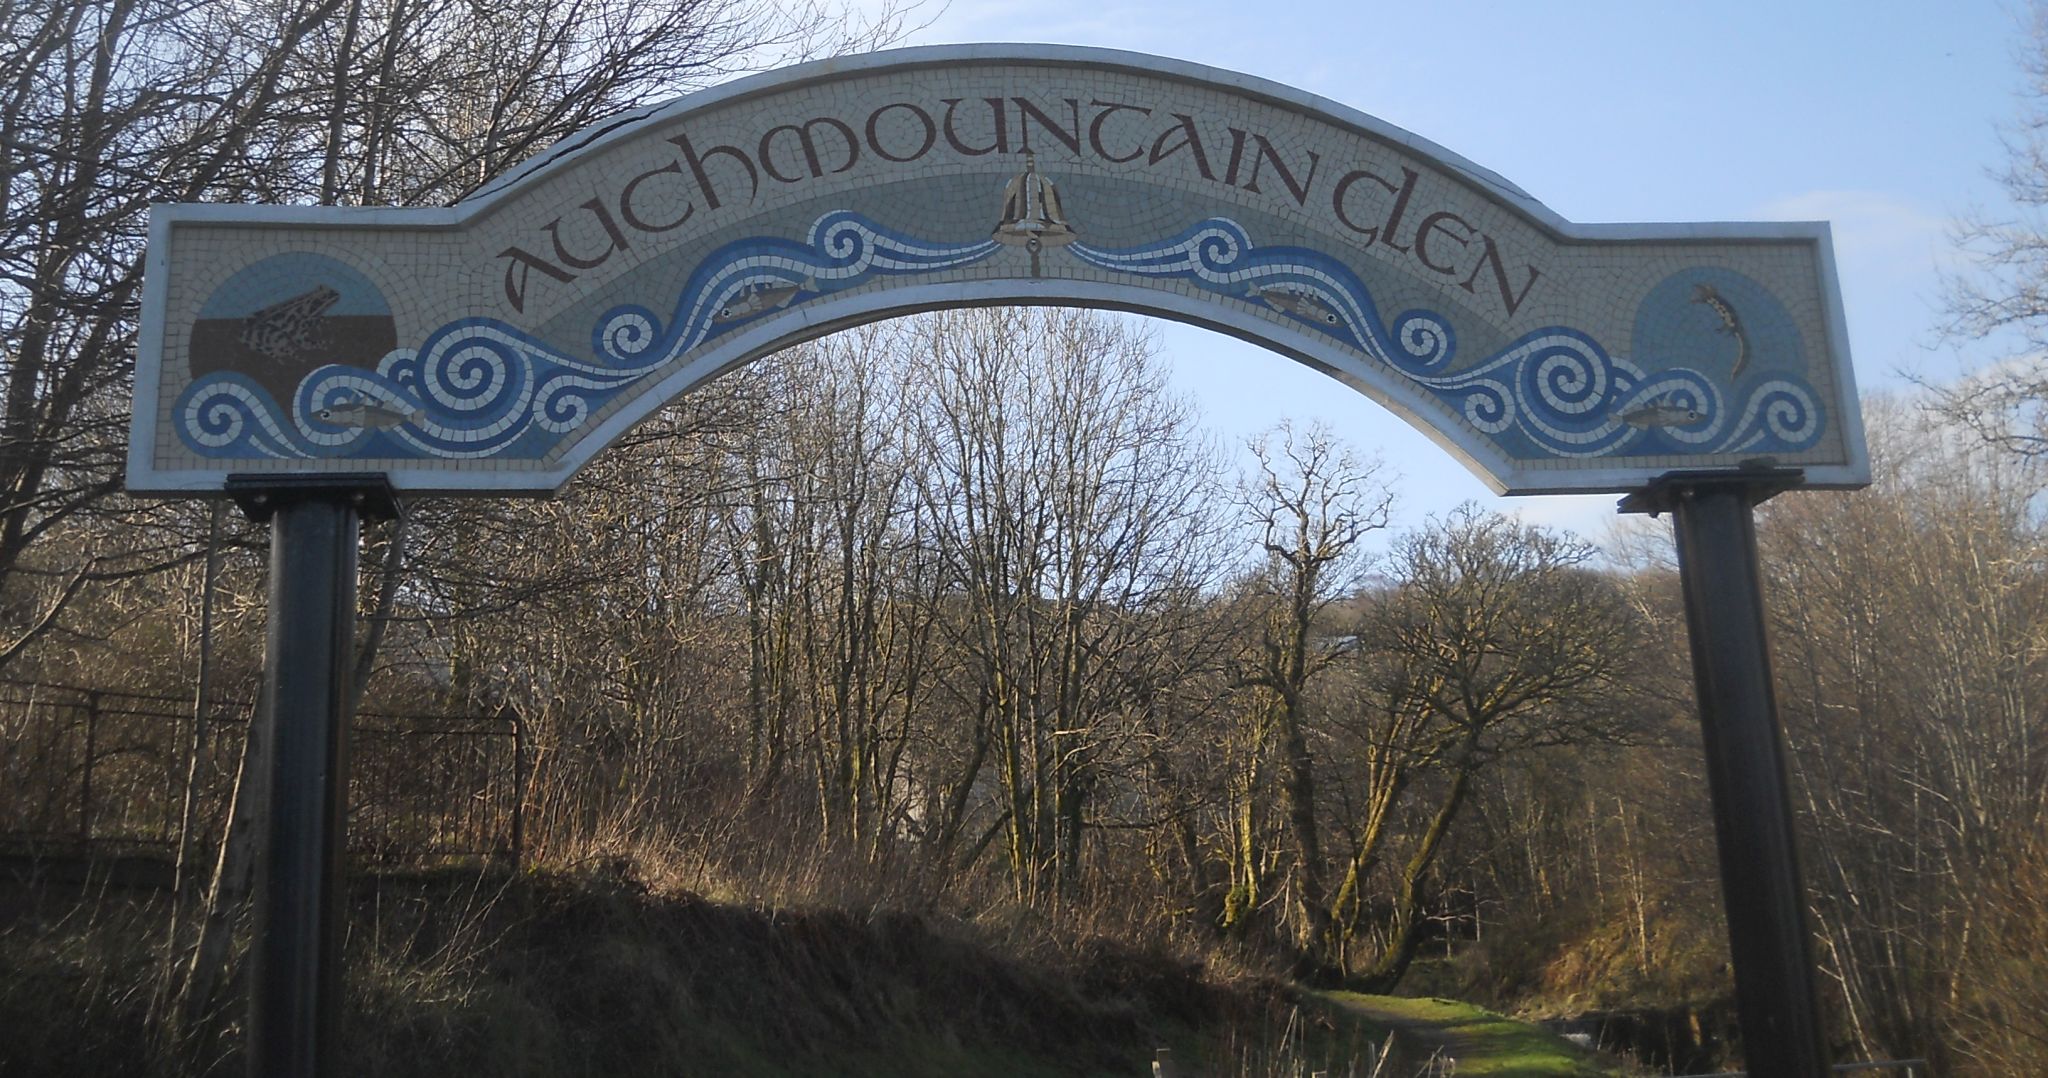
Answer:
1;859;1623;1077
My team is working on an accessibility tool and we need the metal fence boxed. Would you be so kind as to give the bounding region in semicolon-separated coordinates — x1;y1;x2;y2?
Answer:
352;708;525;862
0;679;523;864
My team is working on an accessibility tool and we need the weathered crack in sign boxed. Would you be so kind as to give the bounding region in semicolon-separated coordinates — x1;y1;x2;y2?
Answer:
129;44;1867;496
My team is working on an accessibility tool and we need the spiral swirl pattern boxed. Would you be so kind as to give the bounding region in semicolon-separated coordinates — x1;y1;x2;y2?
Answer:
174;211;1006;463
1070;216;1829;461
170;211;1828;470
1716;380;1822;454
180;376;297;457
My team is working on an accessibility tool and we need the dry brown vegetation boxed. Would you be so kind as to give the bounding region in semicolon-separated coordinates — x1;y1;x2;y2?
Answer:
0;795;1394;1078
6;316;2044;1075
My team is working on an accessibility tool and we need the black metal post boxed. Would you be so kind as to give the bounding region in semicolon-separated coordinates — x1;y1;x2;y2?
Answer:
230;475;395;1078
1622;470;1831;1078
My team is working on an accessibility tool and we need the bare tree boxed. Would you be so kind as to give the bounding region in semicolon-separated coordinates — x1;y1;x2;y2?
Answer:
1225;420;1391;976
0;0;910;674
42;0;909;1050
1936;3;2048;454
905;307;1226;901
1345;507;1643;990
1761;398;2048;1072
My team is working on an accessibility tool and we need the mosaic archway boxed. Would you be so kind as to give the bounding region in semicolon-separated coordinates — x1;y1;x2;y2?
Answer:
131;46;1860;1078
129;45;1865;497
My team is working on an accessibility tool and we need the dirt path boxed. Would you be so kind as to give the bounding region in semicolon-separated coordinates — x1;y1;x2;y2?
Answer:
1320;993;1622;1077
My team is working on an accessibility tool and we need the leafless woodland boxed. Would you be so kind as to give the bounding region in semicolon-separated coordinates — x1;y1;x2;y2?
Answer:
1;2;2044;1074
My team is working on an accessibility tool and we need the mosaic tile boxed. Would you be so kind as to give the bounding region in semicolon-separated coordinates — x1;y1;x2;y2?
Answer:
130;47;1864;496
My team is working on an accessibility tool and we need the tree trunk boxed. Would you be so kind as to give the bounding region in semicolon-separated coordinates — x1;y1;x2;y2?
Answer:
169;698;273;1055
1356;761;1475;992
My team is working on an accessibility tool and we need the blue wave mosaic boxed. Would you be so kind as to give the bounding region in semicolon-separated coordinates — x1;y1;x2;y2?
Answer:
176;212;1823;466
1070;219;1825;460
176;212;999;461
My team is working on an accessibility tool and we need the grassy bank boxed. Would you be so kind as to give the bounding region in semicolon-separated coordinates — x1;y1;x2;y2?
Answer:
2;860;1412;1077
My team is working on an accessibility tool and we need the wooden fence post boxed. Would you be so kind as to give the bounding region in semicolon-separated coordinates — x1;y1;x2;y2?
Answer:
79;690;101;841
505;705;526;869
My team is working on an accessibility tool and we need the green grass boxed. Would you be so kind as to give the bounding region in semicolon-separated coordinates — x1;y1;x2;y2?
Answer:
1318;992;1624;1077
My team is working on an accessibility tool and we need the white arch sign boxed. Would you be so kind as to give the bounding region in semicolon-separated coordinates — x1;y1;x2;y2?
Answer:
128;44;1867;496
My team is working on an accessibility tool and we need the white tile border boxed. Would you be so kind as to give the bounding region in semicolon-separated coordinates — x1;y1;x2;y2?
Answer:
128;44;1867;498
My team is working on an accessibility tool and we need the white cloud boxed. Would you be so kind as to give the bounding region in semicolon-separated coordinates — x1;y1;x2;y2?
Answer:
1750;190;1964;380
1753;189;1953;269
1499;493;1622;540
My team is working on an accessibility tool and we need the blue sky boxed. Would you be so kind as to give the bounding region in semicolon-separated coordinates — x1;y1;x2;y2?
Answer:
859;0;2032;539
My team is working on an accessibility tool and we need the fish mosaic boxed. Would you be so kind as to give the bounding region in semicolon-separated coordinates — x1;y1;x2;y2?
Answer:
172;157;1825;469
